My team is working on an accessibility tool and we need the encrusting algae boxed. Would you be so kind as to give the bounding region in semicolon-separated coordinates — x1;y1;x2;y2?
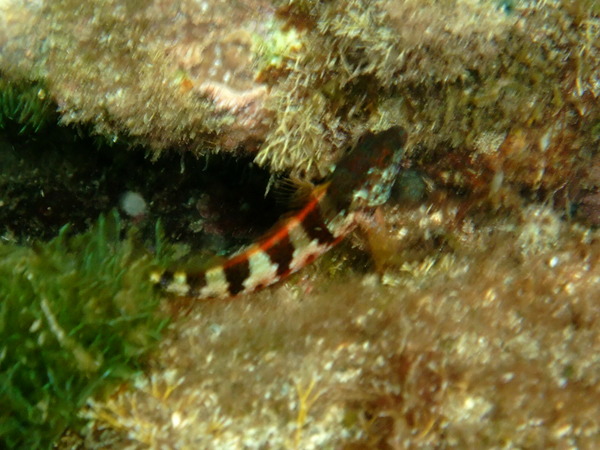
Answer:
0;0;597;180
68;203;600;448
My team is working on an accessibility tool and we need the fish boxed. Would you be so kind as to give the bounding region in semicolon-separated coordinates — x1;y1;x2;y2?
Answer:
151;126;407;299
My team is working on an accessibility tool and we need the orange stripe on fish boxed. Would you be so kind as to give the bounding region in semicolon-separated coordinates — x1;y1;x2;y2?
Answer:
151;126;407;299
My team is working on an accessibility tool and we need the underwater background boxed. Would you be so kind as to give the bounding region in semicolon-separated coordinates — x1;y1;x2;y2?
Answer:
1;0;600;447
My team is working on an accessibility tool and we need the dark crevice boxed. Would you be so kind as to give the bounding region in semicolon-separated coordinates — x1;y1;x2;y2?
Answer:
0;123;285;256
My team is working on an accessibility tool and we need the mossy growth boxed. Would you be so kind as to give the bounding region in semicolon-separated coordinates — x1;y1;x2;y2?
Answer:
0;75;56;135
0;212;167;449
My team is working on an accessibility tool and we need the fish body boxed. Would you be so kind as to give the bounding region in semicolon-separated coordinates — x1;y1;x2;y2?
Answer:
151;126;407;299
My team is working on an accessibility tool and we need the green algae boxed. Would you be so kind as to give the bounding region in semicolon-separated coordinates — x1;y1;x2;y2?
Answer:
0;76;56;135
0;212;167;449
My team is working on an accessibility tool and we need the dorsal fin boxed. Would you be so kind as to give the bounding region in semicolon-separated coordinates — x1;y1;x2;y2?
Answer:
273;176;317;209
